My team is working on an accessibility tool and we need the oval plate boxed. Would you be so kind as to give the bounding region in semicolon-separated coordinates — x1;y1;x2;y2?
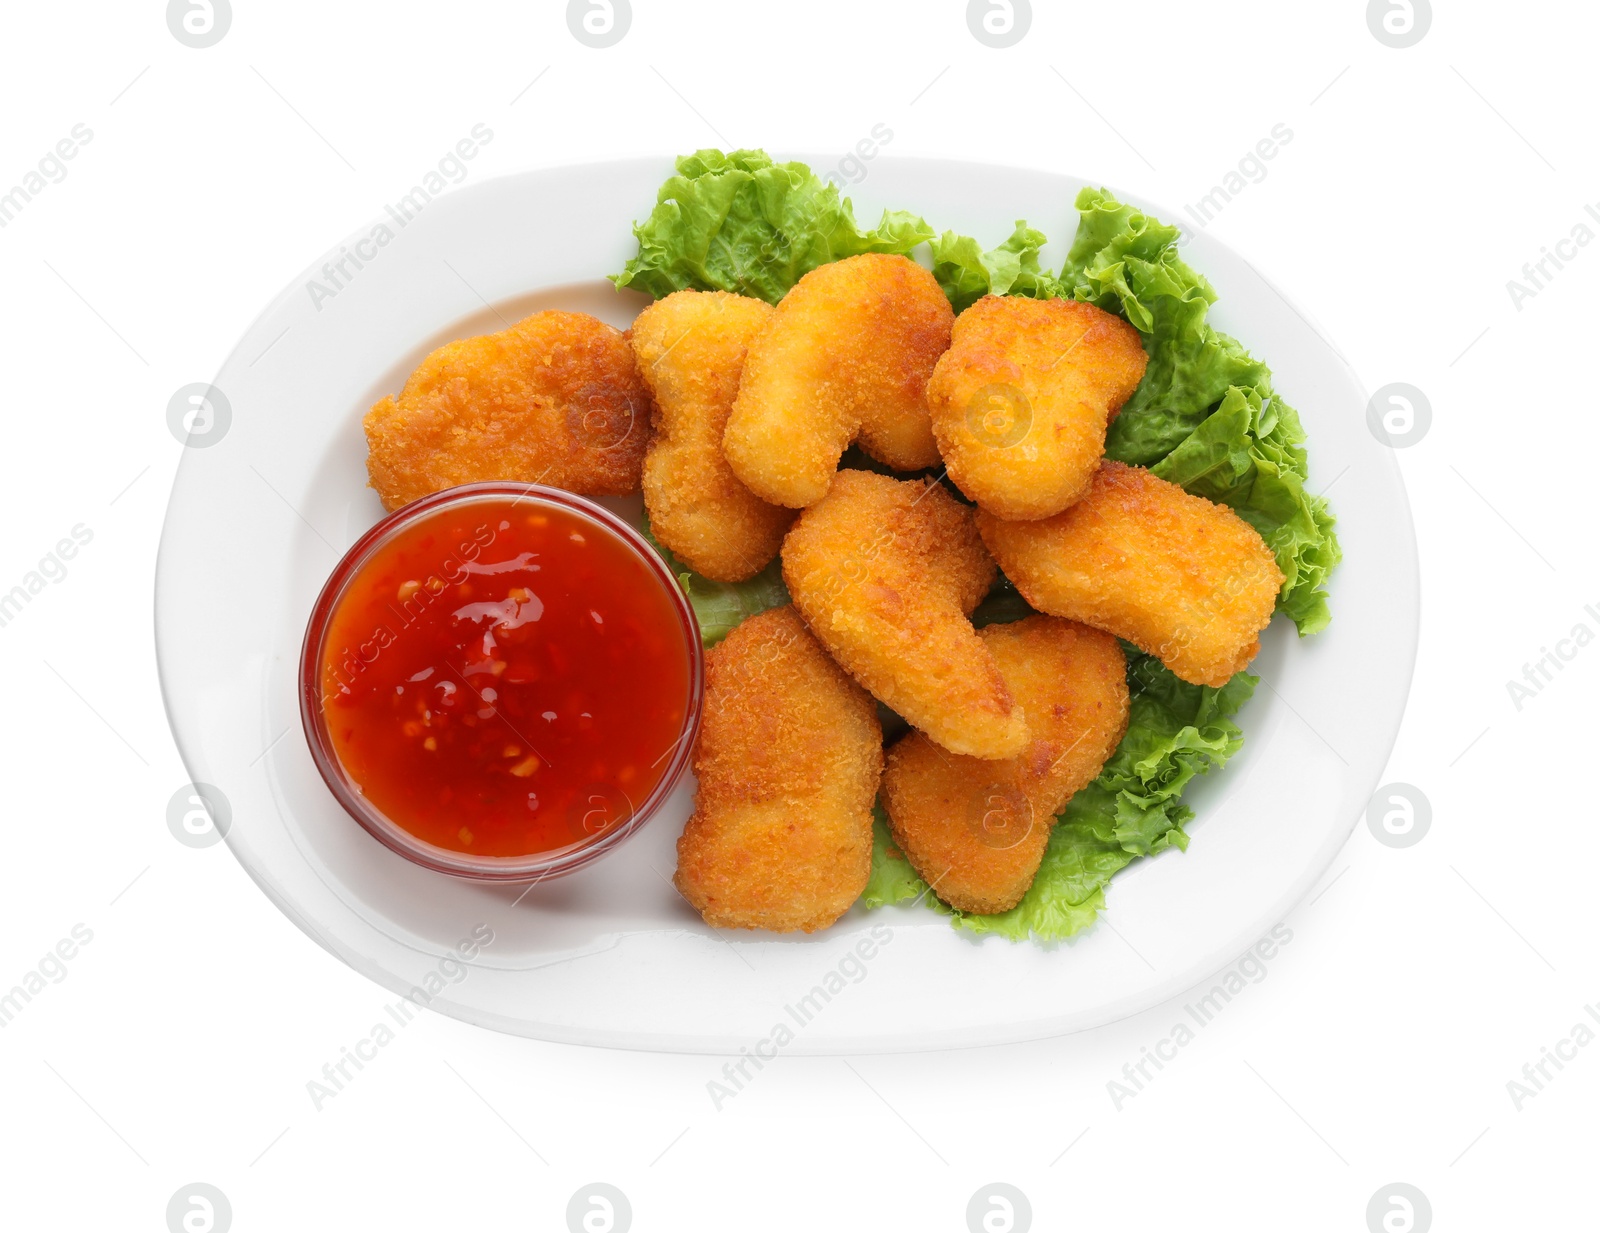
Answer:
155;156;1417;1053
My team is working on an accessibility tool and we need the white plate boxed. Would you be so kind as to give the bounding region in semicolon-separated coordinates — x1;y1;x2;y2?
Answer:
155;156;1418;1053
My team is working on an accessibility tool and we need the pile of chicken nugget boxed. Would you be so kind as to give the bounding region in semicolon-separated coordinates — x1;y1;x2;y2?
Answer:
364;252;1286;934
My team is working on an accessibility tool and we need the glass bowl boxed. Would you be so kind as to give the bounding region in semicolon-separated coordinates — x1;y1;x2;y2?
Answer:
299;482;703;881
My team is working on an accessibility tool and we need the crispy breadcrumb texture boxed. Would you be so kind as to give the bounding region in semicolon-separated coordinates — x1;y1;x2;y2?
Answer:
723;254;954;507
979;461;1284;687
781;469;1027;759
674;606;882;933
927;295;1148;521
881;616;1129;914
364;310;648;511
631;290;794;582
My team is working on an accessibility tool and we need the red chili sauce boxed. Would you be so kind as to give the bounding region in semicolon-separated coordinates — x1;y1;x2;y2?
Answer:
319;497;691;857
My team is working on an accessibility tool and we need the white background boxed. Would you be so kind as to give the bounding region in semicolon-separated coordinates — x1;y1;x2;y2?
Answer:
1;1;1594;1230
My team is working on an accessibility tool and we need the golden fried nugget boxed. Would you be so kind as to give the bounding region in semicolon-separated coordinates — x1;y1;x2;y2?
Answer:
979;461;1284;687
927;295;1148;521
674;606;882;933
781;469;1027;759
364;311;648;511
882;616;1129;914
723;254;954;507
631;291;795;582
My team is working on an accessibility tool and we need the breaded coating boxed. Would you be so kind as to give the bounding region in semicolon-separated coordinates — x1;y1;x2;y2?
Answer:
781;469;1028;760
631;291;795;582
927;295;1148;521
723;254;954;507
979;461;1284;687
674;606;882;933
364;311;648;511
882;617;1129;914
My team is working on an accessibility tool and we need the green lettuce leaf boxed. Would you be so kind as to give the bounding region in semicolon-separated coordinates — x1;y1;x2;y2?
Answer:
1151;386;1341;634
1061;188;1340;632
930;221;1063;313
639;514;788;647
869;651;1257;942
862;807;931;910
612;149;935;306
1061;190;1269;463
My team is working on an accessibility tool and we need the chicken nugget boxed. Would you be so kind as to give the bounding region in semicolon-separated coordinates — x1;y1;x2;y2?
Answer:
631;290;795;582
979;461;1283;687
723;254;954;507
927;295;1148;520
364;310;648;511
781;469;1027;759
882;616;1129;914
674;606;882;933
